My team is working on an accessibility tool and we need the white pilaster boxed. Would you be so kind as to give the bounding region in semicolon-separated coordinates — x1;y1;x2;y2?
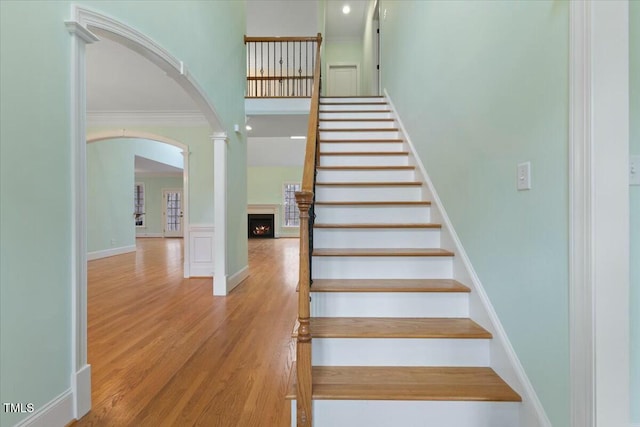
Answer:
569;2;630;426
212;132;228;295
65;20;98;420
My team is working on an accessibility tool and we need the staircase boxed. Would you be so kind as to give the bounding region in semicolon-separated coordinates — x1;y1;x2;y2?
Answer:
287;96;522;427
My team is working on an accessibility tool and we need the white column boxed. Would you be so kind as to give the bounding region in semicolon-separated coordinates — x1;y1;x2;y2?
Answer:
65;20;99;420
212;132;228;295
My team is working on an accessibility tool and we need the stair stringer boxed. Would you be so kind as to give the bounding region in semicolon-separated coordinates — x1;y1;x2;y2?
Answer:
384;90;552;427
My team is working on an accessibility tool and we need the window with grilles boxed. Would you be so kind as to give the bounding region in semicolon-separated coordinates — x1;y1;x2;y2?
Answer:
283;182;301;227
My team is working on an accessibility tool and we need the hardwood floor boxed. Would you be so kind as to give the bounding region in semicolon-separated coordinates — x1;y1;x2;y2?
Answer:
77;237;299;427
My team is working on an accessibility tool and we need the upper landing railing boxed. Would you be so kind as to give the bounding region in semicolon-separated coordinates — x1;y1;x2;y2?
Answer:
244;34;322;98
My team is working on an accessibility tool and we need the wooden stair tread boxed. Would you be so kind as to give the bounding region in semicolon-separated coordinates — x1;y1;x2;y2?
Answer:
314;223;441;229
321;109;392;113
320;102;388;105
321;128;399;132
298;318;491;339
286;365;522;402
313;248;454;257
319;139;403;143
316;181;422;187
320;151;409;156
314;200;430;206
310;279;469;293
319;118;395;122
317;165;414;170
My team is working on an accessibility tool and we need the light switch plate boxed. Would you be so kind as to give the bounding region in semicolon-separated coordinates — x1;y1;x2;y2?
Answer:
631;155;640;186
517;162;531;191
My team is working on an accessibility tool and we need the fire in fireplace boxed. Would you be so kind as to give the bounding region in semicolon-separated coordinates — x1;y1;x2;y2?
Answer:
248;214;275;238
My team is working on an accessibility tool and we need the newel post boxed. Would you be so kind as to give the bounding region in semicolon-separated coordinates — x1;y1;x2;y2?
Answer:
295;190;313;427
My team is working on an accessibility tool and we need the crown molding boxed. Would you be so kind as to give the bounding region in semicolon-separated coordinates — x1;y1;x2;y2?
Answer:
87;110;207;127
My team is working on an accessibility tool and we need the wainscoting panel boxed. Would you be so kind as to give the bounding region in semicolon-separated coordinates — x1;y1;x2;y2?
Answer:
189;224;214;277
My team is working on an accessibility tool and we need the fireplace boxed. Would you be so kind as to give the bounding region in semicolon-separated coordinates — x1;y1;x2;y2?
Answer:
248;214;275;238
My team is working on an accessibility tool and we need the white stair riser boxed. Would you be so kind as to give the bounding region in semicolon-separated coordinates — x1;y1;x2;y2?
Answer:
314;228;441;249
315;186;421;202
319;154;409;167
320;111;392;120
319;142;404;153
320;103;389;111
291;401;520;427
310;292;468;317
321;97;386;103
315;205;432;224
313;338;489;367
319;121;396;130
312;256;453;279
319;130;399;140
317;169;415;182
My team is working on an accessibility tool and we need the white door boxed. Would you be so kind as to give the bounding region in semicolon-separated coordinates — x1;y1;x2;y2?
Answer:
163;189;183;238
328;64;358;96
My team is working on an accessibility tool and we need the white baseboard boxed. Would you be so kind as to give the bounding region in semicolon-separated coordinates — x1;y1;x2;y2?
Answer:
385;90;551;427
136;232;163;238
13;389;73;427
72;364;91;418
227;265;249;293
87;244;136;261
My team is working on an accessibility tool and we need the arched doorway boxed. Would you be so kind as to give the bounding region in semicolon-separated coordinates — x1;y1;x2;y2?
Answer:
67;7;228;419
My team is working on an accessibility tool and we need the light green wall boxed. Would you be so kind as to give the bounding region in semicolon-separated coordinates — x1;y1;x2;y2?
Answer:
380;1;569;425
0;1;245;425
136;175;183;237
89;126;214;227
361;0;377;97
0;3;73;424
248;166;303;236
87;141;136;253
630;1;639;422
325;41;364;96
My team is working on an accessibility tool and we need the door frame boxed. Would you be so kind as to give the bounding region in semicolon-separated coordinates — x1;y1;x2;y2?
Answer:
162;188;184;238
326;62;360;96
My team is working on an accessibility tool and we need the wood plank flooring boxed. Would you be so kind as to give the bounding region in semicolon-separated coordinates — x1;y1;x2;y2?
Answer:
76;237;299;427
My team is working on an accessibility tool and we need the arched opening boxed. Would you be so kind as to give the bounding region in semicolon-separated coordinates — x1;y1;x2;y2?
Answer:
67;7;228;419
86;131;190;271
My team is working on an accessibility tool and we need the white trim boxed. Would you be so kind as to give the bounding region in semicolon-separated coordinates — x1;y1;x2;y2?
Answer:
212;132;228;295
86;129;191;278
385;90;550;427
87;110;207;127
87;244;136;261
66;19;96;421
136;232;164;238
71;365;91;422
248;203;281;238
569;2;595;426
188;223;214;277
227;265;250;293
12;389;73;427
589;2;630;426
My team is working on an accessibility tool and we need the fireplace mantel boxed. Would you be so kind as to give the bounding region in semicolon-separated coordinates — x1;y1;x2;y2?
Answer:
247;204;280;238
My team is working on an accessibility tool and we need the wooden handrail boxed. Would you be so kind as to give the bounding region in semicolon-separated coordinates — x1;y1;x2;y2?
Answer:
294;32;322;427
244;35;321;43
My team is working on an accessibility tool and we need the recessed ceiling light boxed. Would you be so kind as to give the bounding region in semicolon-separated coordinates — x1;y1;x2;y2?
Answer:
290;136;306;140
342;5;351;14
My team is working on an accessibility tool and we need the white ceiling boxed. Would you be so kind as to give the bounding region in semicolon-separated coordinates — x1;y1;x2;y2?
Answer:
135;156;183;175
86;37;200;114
325;0;370;42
